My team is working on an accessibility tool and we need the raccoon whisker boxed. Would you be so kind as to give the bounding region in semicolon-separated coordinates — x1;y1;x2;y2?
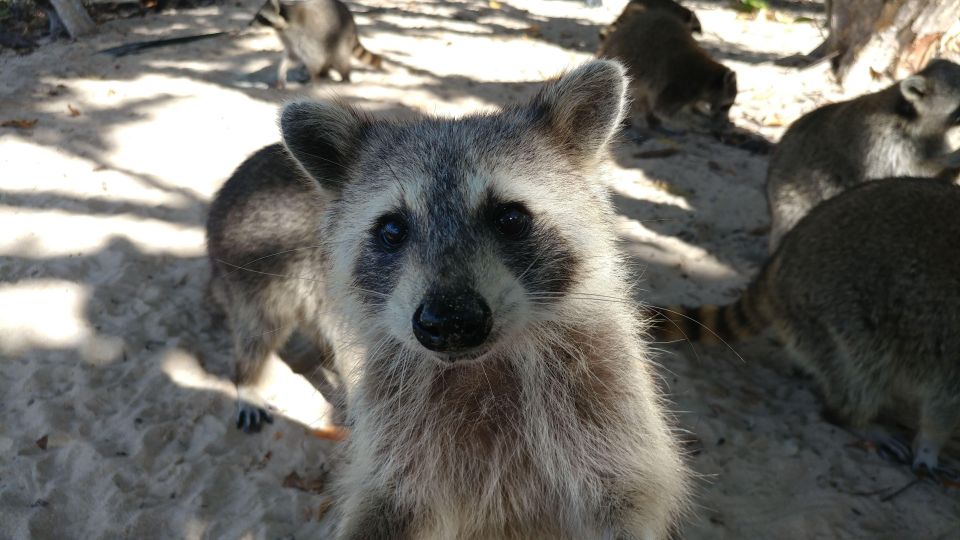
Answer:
348;283;390;298
215;258;328;284
525;293;636;307
643;305;745;364
288;147;350;171
515;250;547;284
236;323;294;350
225;245;325;276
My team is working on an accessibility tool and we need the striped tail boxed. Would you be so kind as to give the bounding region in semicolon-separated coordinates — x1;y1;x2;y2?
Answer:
352;41;383;69
650;281;771;346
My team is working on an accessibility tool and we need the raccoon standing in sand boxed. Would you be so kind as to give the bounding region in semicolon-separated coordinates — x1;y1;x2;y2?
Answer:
597;6;736;133
254;0;382;88
659;178;960;473
207;60;689;538
766;58;960;251
597;0;702;42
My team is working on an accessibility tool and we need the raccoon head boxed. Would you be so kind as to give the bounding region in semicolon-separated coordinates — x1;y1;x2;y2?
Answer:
280;60;628;364
899;58;960;130
705;68;737;129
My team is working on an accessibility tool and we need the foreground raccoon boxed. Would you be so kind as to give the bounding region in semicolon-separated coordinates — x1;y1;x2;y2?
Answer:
766;58;960;251
597;9;736;132
254;0;382;88
207;60;689;538
597;0;701;42
659;178;960;472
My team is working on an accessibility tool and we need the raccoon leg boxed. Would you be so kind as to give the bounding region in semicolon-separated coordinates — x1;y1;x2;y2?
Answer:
229;305;294;433
912;396;960;473
649;94;688;136
276;52;295;90
786;329;885;430
334;60;351;83
279;328;347;425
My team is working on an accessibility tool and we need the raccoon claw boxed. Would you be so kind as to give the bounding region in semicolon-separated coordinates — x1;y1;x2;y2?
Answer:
236;405;274;433
874;436;913;465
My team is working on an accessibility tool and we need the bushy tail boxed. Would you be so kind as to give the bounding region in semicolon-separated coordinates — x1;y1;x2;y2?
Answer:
650;277;772;345
352;41;383;69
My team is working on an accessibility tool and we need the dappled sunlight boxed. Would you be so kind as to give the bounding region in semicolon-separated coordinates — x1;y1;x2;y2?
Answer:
0;208;204;256
161;347;337;431
0;279;123;364
3;0;957;537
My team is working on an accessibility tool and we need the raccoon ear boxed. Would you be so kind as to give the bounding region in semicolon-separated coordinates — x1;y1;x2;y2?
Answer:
690;14;703;34
716;69;736;90
900;75;929;103
280;101;366;192
531;59;628;165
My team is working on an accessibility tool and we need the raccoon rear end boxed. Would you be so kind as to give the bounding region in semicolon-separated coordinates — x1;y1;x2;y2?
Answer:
255;0;382;88
660;178;960;472
597;9;736;132
209;60;689;538
766;58;960;251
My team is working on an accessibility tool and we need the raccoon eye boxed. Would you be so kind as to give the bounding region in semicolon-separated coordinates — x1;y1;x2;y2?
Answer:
376;215;408;250
493;204;532;239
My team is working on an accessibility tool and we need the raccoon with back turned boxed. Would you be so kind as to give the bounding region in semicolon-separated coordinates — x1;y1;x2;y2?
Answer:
597;5;736;133
766;58;960;251
597;0;702;42
658;178;960;473
206;60;689;538
254;0;382;88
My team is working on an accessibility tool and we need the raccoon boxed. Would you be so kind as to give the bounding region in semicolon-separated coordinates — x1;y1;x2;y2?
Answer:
597;9;736;133
254;0;382;88
597;0;702;42
658;178;960;473
766;58;960;251
206;142;342;431
207;60;689;538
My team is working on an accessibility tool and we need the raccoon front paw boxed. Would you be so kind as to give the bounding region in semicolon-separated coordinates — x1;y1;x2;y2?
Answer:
236;402;274;434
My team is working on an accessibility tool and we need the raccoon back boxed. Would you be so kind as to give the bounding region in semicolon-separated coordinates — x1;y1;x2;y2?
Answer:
206;143;325;286
599;11;727;102
273;0;360;61
771;178;960;357
660;178;960;370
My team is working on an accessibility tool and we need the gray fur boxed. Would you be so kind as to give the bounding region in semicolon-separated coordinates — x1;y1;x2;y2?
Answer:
205;143;340;430
598;0;702;41
766;58;960;251
207;60;689;538
597;9;736;131
254;0;382;88
665;179;960;472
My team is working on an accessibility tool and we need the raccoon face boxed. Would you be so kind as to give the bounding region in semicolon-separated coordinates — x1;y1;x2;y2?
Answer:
280;60;628;364
705;68;737;128
900;59;960;129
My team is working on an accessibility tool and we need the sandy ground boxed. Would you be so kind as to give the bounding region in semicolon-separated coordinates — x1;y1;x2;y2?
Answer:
1;0;958;537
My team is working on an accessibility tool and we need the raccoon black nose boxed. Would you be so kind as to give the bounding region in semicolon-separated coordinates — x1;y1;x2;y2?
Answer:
412;289;493;354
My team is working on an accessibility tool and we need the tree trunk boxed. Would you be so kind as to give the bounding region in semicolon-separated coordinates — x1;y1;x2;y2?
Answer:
48;0;96;38
827;0;960;91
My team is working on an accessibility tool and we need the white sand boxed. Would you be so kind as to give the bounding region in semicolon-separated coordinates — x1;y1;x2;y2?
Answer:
1;0;957;537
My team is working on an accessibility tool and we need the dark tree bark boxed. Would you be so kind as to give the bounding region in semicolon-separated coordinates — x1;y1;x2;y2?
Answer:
48;0;95;38
827;0;960;91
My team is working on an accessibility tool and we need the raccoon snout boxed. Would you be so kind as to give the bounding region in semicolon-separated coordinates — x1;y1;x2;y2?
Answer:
412;289;493;355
